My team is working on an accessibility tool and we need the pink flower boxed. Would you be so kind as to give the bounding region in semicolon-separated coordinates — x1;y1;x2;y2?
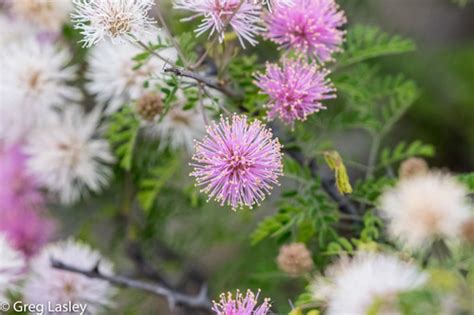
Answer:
191;115;283;210
255;58;336;127
174;0;264;48
0;144;54;257
0;207;55;258
264;0;347;62
0;144;43;211
212;289;271;315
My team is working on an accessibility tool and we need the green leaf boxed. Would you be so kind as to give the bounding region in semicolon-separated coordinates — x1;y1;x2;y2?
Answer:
105;106;140;171
457;173;474;192
323;151;353;194
378;141;435;171
335;24;416;69
137;156;180;212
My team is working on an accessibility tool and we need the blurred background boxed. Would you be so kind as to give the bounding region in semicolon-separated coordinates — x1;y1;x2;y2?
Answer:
7;0;471;314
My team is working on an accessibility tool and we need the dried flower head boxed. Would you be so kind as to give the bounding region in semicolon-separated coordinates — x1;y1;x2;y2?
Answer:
277;242;314;276
399;157;429;179
23;239;116;314
10;0;73;32
174;0;264;48
255;58;336;127
0;233;25;302
25;106;114;205
313;253;427;315
264;0;347;62
135;93;163;121
191;115;283;210
212;289;271;315
380;172;471;250
71;0;156;47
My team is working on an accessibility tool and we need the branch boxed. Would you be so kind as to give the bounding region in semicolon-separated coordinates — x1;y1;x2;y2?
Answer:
164;67;241;100
51;258;212;312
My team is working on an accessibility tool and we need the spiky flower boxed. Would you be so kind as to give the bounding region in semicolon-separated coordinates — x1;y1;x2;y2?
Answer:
212;289;271;315
261;0;294;12
135;93;163;122
71;0;156;47
86;34;177;114
264;0;347;62
313;253;427;315
191;115;283;210
380;172;471;250
0;233;25;302
10;0;73;32
277;242;314;276
25;106;114;205
23;239;116;314
255;58;336;127
174;0;264;48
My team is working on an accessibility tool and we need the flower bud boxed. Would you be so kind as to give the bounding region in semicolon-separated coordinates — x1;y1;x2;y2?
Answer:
461;218;474;245
277;243;314;276
399;157;428;179
135;93;163;121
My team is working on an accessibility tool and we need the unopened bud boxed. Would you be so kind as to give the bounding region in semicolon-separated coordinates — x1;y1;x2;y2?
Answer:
277;243;314;276
399;157;428;179
135;93;163;121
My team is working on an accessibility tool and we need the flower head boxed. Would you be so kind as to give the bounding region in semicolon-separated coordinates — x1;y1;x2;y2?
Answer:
25;106;114;205
0;38;80;111
191;115;283;210
398;157;429;179
255;58;336;127
264;0;347;62
86;34;177;113
23;239;116;314
174;0;264;48
379;172;471;250
0;144;43;211
212;289;271;315
0;233;25;302
72;0;156;47
10;0;73;33
151;105;206;154
314;253;427;315
277;242;314;276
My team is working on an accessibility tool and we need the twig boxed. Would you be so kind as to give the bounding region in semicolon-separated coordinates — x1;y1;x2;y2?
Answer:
164;67;241;100
51;259;213;312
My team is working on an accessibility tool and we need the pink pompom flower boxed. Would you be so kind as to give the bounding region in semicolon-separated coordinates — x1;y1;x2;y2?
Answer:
264;0;347;62
255;58;336;127
191;115;283;210
212;289;271;315
174;0;264;48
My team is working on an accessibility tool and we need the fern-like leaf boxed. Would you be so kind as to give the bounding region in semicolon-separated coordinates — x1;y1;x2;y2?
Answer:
378;141;435;171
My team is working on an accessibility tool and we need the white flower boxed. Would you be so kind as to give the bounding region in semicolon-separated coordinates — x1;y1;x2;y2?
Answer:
86;33;177;113
0;38;81;112
315;253;427;315
72;0;156;47
25;106;114;205
0;233;25;302
145;92;206;153
380;172;471;250
23;239;116;314
10;0;73;32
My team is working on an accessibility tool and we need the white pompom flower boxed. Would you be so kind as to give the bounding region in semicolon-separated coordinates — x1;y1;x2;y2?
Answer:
313;253;427;315
71;0;156;47
0;38;81;112
380;172;472;250
10;0;73;32
23;239;116;315
0;233;26;302
25;106;114;205
86;33;178;114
